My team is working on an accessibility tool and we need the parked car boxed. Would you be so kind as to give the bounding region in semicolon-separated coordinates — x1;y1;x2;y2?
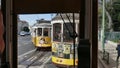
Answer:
20;31;31;36
20;31;26;36
25;32;31;35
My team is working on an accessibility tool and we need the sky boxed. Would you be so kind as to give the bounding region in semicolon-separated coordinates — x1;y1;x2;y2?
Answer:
19;14;56;26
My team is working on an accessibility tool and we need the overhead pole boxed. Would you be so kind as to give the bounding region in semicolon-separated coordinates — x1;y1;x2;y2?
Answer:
73;13;76;68
101;0;105;52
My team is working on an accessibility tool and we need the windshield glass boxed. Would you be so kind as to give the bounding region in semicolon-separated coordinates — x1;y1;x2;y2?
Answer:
43;28;49;36
37;28;42;36
53;23;61;41
63;23;75;42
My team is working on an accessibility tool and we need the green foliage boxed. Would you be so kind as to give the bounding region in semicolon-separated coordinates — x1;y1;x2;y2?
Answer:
111;39;119;43
109;0;120;31
99;0;120;31
118;13;120;22
22;27;30;32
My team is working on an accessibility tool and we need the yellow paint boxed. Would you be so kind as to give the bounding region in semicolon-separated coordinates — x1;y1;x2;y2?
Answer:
52;56;78;66
32;36;52;47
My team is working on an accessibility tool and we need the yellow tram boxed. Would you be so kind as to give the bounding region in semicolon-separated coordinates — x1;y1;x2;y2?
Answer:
51;13;79;67
31;20;52;50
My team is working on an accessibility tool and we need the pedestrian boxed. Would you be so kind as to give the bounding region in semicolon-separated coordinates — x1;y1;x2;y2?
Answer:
116;40;120;62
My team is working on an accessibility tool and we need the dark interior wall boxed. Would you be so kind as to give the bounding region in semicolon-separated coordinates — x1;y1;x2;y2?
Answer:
92;0;98;68
1;0;6;63
13;0;80;14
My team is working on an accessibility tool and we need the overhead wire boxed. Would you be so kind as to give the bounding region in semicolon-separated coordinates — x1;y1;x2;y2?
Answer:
65;13;78;38
60;13;78;68
59;13;71;36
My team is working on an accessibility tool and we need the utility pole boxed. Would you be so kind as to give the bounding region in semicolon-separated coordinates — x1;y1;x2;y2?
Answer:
101;0;105;52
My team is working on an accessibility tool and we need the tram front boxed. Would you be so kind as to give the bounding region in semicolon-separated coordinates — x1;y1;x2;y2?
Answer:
51;13;79;67
31;23;52;50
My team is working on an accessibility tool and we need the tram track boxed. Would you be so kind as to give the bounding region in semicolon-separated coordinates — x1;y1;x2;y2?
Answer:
34;52;51;66
18;49;39;64
18;49;52;68
25;51;45;68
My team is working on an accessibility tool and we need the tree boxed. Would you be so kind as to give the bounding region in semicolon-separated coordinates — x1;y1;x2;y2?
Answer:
22;26;30;32
99;0;113;32
99;0;120;31
111;0;120;31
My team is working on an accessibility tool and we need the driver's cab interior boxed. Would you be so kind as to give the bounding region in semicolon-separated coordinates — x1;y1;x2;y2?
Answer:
1;0;97;68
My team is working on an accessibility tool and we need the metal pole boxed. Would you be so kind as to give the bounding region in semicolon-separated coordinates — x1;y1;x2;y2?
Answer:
101;0;105;52
73;13;76;68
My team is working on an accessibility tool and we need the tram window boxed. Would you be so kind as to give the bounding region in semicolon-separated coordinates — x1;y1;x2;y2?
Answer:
63;23;75;42
53;23;61;41
43;28;48;36
38;28;42;36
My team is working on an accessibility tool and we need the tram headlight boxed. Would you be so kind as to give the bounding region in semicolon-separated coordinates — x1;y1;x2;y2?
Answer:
60;60;62;62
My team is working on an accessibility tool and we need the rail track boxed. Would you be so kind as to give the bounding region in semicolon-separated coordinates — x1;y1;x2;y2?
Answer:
18;50;51;68
18;49;39;64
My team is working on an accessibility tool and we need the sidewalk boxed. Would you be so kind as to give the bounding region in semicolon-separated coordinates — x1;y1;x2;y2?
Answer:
98;41;120;68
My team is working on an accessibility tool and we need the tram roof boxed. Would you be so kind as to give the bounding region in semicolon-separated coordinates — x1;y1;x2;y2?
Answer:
52;13;80;21
32;23;51;28
36;19;51;24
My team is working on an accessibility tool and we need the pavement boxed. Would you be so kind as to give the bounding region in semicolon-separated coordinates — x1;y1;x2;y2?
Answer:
98;40;120;68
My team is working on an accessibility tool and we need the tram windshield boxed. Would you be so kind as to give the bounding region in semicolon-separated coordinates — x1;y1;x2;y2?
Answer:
53;23;61;41
37;28;42;36
63;23;75;42
43;28;49;36
53;23;75;42
37;28;50;36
